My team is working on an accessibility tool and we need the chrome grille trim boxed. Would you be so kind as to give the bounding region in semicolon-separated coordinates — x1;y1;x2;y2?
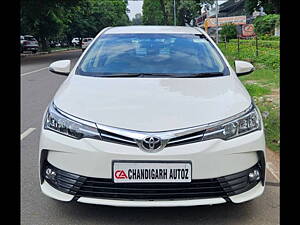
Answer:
101;133;137;145
96;124;206;150
167;133;204;145
99;129;138;147
95;104;253;150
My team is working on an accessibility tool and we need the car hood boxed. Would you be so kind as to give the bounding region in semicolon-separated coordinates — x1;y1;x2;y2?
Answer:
54;75;251;132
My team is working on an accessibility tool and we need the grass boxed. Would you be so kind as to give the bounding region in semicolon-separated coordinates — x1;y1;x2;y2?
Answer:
243;83;272;96
256;100;280;152
218;39;280;152
48;46;78;52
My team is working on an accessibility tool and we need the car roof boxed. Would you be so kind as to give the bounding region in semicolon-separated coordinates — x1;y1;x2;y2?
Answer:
104;26;203;34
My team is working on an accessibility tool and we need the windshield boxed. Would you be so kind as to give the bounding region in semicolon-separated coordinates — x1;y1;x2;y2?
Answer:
76;33;228;77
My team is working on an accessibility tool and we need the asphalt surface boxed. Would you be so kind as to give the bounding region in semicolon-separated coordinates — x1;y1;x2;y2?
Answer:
21;50;280;225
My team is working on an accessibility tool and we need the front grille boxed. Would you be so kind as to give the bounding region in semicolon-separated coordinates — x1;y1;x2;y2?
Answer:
98;127;206;149
76;178;226;200
43;161;262;201
100;129;138;147
166;130;205;148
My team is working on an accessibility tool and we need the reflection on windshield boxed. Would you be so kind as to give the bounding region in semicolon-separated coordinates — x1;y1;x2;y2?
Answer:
77;33;228;77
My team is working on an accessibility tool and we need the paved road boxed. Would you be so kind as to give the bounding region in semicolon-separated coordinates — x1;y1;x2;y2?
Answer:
21;50;279;225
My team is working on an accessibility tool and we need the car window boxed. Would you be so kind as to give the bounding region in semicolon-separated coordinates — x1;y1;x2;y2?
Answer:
77;33;228;77
24;36;36;41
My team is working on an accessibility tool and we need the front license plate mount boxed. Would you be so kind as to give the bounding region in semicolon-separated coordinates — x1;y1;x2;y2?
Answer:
112;160;192;183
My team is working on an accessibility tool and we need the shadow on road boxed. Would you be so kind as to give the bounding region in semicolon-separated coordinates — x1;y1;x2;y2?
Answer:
51;199;257;225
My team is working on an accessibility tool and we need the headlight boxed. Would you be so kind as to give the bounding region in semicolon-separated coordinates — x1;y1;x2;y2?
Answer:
44;102;100;140
202;103;261;141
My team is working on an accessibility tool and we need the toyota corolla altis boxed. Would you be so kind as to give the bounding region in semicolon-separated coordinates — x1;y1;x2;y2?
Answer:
39;26;266;207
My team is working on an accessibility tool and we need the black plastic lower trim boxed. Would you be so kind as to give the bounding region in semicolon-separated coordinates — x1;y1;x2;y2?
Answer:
42;160;265;201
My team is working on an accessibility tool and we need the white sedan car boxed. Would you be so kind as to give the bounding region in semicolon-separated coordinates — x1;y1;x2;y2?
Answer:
39;26;266;207
81;37;93;52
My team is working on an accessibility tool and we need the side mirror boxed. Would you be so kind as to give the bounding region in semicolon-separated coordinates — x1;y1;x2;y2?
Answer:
235;60;255;76
49;60;71;75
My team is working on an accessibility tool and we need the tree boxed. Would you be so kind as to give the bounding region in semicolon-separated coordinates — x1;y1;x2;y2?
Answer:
21;0;83;50
245;0;280;15
142;0;165;25
220;23;237;41
253;14;280;36
159;0;168;25
177;0;200;26
142;0;213;26
65;0;129;40
21;0;130;50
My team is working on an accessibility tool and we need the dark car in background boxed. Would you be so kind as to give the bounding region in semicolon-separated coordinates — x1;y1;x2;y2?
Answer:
20;35;39;53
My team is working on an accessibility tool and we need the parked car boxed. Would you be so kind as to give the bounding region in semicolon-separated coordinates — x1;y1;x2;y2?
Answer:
61;41;69;48
20;35;39;53
49;41;57;48
55;42;61;47
71;37;80;47
81;37;93;51
40;26;266;207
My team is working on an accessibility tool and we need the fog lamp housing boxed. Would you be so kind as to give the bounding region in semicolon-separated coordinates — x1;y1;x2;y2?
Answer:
248;169;260;182
45;168;57;181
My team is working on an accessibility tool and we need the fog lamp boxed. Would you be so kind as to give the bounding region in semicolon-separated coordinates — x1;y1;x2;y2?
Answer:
248;169;260;182
45;168;56;181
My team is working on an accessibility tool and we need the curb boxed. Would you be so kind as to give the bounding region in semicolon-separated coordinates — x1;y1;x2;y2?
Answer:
20;48;80;57
266;147;280;182
20;52;49;57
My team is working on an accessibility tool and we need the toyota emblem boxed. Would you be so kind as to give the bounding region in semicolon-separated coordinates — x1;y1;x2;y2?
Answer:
142;136;162;152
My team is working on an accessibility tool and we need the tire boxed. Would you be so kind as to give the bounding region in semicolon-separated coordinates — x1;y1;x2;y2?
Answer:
32;50;37;54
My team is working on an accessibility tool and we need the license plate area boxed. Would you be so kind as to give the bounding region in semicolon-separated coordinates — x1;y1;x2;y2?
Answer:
113;161;192;183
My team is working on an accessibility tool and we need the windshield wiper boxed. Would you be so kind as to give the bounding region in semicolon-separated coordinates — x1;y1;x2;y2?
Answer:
98;73;178;78
186;72;225;78
95;72;224;78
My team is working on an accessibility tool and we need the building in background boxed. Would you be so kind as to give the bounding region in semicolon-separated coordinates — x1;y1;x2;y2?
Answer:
198;0;270;40
218;0;247;17
127;0;143;21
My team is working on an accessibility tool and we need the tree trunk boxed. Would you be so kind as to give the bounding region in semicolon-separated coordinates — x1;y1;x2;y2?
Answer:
40;35;48;51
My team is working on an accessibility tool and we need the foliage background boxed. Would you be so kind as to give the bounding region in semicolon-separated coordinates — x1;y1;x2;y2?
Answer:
21;0;130;50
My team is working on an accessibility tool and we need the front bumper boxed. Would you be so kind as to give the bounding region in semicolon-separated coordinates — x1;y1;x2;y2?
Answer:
41;180;264;207
41;159;265;206
23;46;38;51
39;128;266;206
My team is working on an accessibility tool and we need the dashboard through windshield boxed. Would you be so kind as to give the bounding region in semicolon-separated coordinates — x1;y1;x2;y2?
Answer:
76;33;229;77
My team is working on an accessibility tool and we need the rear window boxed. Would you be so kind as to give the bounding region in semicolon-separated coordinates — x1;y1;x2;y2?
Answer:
77;33;228;77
